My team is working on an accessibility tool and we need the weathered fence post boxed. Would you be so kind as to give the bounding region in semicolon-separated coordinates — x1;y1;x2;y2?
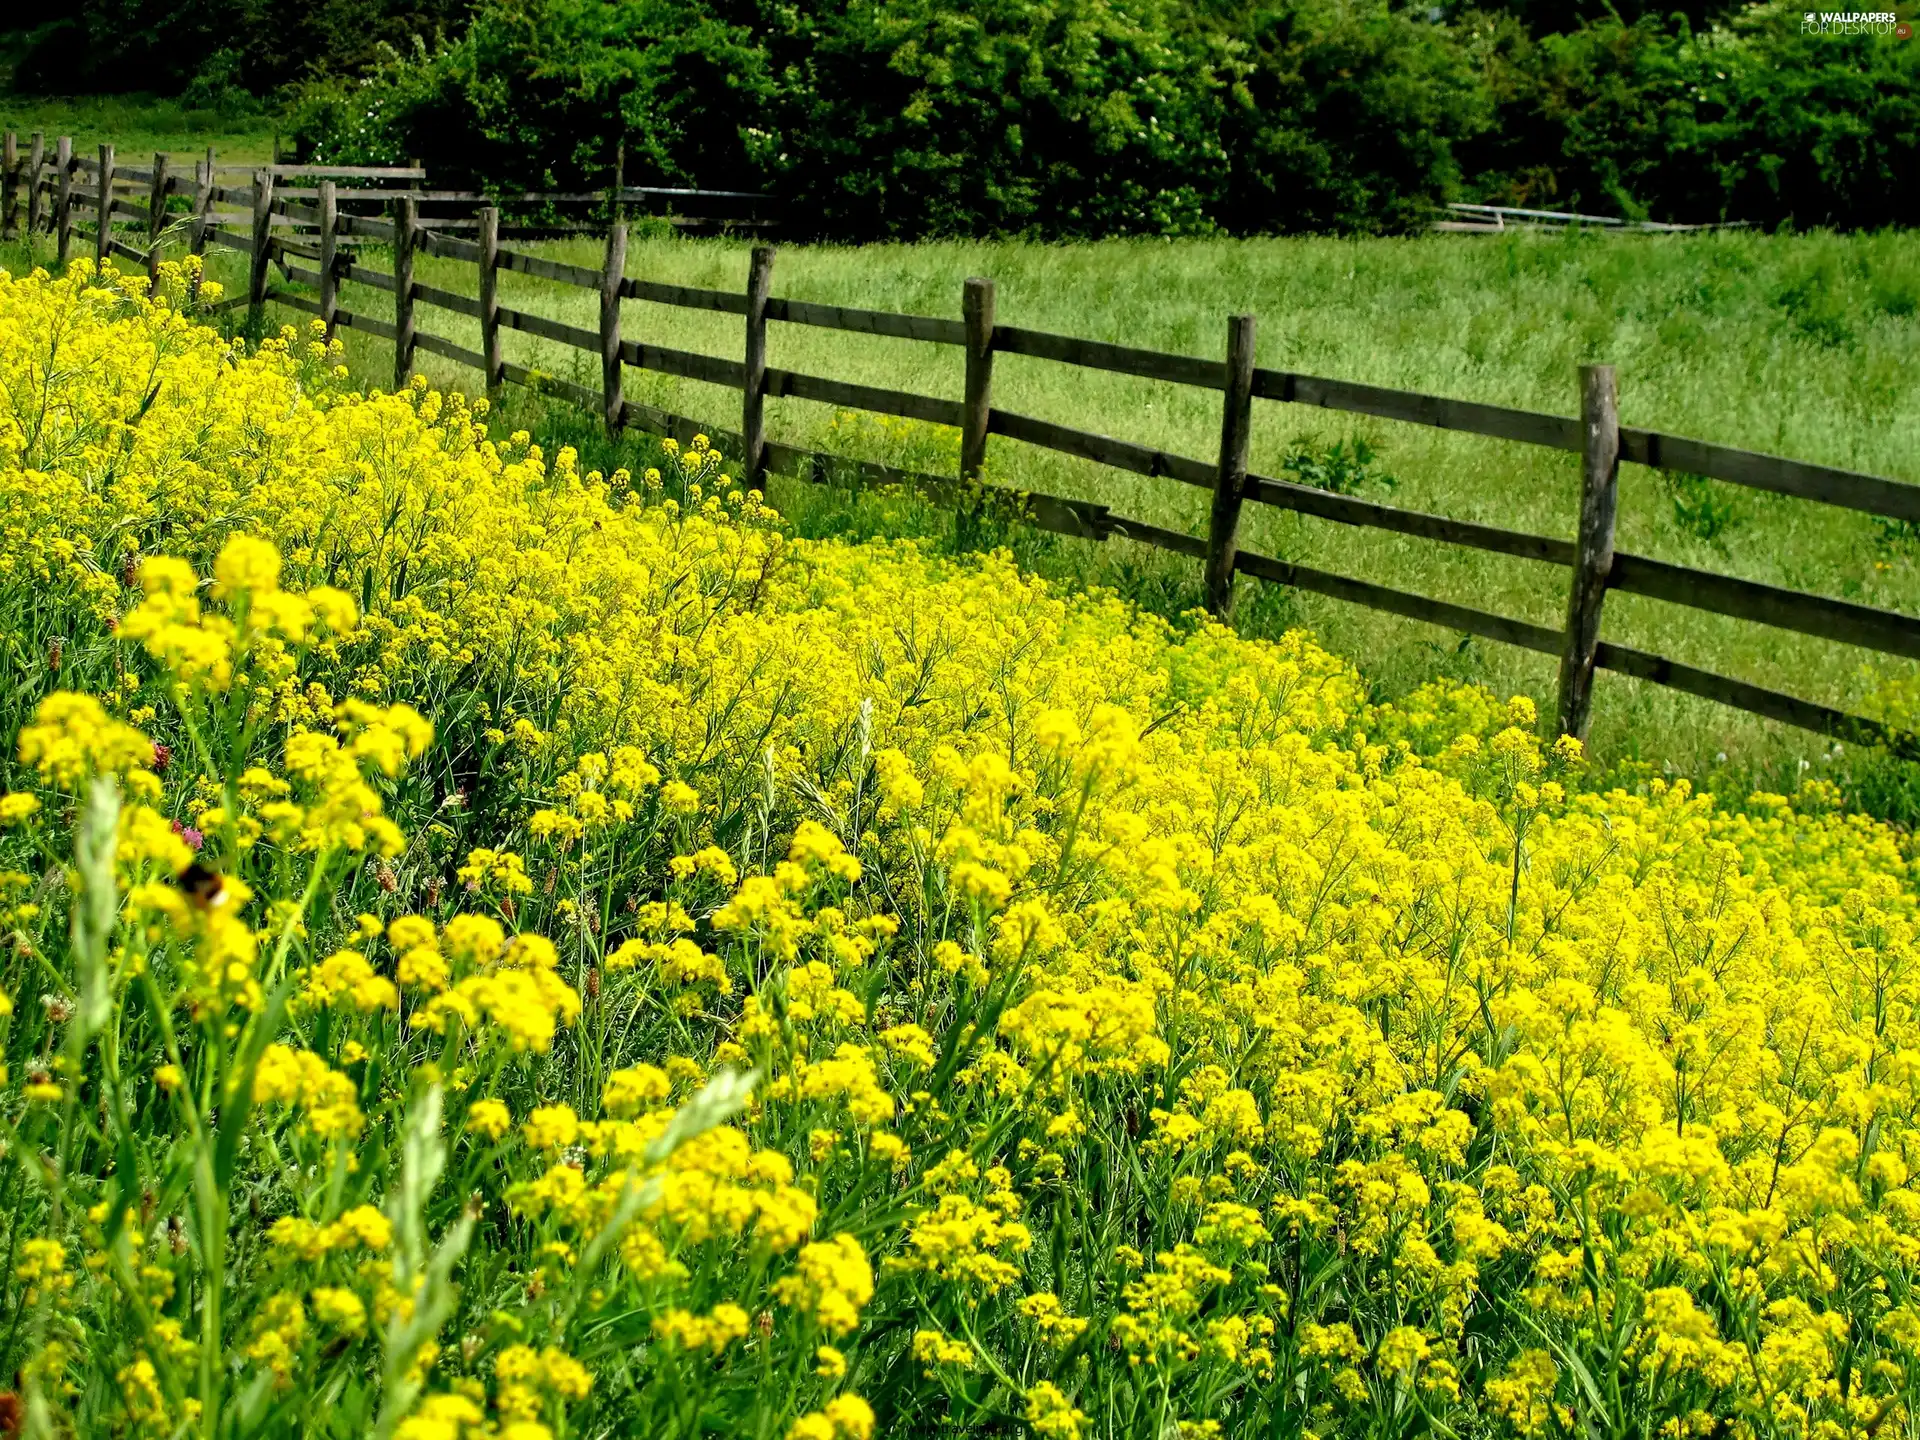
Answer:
1555;363;1621;742
1204;314;1257;619
478;205;502;395
392;195;417;391
742;245;775;487
317;180;339;339
961;276;995;483
96;144;114;268
146;152;168;291
2;132;16;241
148;152;168;243
54;136;72;267
610;135;626;227
190;152;214;261
26;132;44;238
600;221;627;435
247;168;274;326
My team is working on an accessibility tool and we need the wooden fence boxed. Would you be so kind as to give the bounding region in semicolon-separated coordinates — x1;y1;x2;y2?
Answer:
0;132;769;267
6;134;1919;756
1435;203;1745;234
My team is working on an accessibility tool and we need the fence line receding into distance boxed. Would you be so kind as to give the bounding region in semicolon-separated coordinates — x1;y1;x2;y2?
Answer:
4;132;1917;756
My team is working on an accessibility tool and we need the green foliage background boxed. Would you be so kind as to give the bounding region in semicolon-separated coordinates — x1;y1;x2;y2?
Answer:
6;0;1917;236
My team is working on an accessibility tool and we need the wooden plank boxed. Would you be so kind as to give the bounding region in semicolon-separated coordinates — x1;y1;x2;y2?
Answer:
1104;516;1209;559
1593;643;1920;758
620;184;766;202
271;195;323;226
1558;365;1621;740
420;228;483;264
988;409;1215;488
500;361;598;410
478;207;501;391
298;188;490;202
1618;427;1920;524
769;431;1117;545
284;263;323;289
1607;555;1920;662
498;248;602;291
108;198;148;222
147;153;168;244
763;368;964;428
1205;314;1256;617
208;211;314;231
767;295;965;345
500;306;599;354
338;212;396;243
106;237;147;266
26;132;43;237
621;275;748;315
622;339;748;390
190;153;214;259
1236;548;1565;656
259;165;428;180
602;224;628;436
1254;368;1584;453
95;144;114;268
412;330;486;371
1242;473;1576;565
961;277;994;482
202;226;254;254
2;132;16;240
317;179;338;338
336;308;398;342
393;196;417;389
248;169;274;324
339;261;397;294
412;281;482;320
742;245;774;481
995;324;1226;390
624;399;736;451
268;288;323;318
275;235;323;262
1021;491;1114;541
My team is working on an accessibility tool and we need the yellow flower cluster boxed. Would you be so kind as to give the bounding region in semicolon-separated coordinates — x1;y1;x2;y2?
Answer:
6;260;1920;1440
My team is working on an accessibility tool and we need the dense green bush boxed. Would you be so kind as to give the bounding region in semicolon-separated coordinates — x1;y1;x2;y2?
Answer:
7;0;473;99
289;0;1477;236
1463;7;1920;226
287;0;772;193
1220;0;1484;233
278;0;1920;236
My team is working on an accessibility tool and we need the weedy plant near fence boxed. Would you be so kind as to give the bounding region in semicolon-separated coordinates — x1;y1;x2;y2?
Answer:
7;132;1919;758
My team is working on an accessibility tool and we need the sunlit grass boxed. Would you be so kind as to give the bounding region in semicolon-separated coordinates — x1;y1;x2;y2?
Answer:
9;220;1918;813
0;95;276;167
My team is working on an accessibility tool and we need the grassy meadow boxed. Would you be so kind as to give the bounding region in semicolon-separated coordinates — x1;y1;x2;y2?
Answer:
391;230;1919;811
0;95;275;166
8;213;1919;814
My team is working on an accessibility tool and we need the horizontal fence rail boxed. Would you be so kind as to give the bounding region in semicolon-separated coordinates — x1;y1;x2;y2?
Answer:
7;129;1917;758
0;137;771;251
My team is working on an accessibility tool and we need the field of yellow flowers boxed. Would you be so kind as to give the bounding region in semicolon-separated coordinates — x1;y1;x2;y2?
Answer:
2;258;1920;1440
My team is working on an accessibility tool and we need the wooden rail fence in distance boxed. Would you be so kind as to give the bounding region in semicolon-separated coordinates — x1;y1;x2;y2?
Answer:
7;130;1919;757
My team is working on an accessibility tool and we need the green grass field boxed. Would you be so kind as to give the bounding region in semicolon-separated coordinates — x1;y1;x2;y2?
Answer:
0;95;275;166
6;209;1920;818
